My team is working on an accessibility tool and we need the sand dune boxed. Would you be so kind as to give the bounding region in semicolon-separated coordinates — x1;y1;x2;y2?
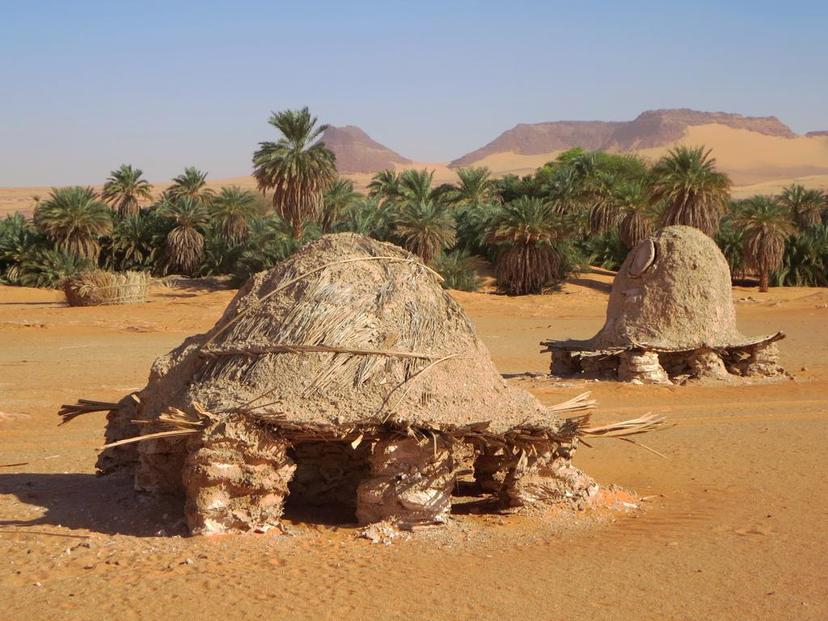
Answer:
638;124;828;186
731;174;828;199
455;150;567;178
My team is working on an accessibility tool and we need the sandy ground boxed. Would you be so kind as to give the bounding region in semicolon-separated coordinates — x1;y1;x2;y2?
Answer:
4;124;828;217
1;275;827;620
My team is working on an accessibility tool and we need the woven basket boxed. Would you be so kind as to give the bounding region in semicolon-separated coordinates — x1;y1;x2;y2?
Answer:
64;271;150;306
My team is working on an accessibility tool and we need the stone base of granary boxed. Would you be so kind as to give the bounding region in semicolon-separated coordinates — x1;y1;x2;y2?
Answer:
124;421;631;535
688;348;731;380
355;437;457;529
725;342;785;377
182;418;295;535
549;342;785;384
499;449;599;509
618;350;670;384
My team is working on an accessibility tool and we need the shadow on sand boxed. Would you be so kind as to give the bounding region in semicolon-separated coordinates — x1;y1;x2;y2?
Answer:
0;301;64;306
568;276;612;294
0;472;186;537
0;473;503;536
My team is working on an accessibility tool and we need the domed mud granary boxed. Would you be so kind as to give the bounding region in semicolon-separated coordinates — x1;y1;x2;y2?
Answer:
64;234;622;535
542;226;785;384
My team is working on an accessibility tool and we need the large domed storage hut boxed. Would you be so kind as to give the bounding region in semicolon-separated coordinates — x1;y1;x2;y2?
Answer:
542;226;785;384
67;234;614;535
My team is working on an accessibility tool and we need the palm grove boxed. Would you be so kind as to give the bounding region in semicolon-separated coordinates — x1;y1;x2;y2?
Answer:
2;108;827;294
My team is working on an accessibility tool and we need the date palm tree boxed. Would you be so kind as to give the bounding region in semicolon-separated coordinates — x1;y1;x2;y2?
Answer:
775;224;828;287
157;197;209;275
778;184;826;228
455;201;499;256
392;199;456;264
18;248;92;288
102;164;153;217
650;146;731;236
550;151;650;241
33;187;112;260
165;167;214;204
367;169;402;203
0;213;46;284
715;211;746;280
732;195;796;292
337;196;396;240
486;197;571;295
107;212;158;270
233;214;314;282
614;180;661;249
321;178;360;232
252;107;337;238
398;169;436;204
431;249;480;291
211;186;258;243
450;167;497;208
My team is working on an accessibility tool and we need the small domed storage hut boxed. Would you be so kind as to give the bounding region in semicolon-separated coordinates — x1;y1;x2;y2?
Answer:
63;234;637;535
542;226;785;384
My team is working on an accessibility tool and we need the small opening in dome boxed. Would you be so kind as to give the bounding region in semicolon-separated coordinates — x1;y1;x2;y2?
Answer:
629;239;656;277
283;441;370;525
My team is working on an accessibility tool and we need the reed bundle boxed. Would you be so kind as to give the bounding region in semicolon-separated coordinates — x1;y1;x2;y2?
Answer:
581;412;667;438
103;404;209;448
581;412;670;457
58;398;123;424
63;270;150;306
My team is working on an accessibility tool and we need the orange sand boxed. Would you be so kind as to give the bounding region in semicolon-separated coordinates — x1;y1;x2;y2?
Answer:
1;274;827;620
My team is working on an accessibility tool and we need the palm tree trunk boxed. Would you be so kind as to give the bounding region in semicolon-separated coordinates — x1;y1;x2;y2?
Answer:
759;271;769;293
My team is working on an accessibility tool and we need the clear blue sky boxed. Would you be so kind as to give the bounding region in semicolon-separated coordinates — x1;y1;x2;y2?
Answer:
1;0;826;185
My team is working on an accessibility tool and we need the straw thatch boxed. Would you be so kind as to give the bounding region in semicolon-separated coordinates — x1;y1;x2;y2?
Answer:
122;234;573;436
543;226;785;382
63;270;149;306
61;234;664;534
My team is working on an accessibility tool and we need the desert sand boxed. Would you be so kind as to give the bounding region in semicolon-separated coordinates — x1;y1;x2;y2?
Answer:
638;125;828;186
1;274;826;620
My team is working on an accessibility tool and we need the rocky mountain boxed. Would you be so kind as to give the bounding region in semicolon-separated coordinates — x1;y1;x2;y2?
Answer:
450;109;797;167
320;125;411;174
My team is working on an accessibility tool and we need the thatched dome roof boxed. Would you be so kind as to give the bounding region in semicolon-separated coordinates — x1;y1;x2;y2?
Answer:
136;234;558;435
548;226;780;352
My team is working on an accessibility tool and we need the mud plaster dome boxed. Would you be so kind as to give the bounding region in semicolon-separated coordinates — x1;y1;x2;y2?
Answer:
543;226;785;383
99;234;598;533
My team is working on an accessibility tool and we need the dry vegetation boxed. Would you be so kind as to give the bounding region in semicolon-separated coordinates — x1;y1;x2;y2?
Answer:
63;270;149;306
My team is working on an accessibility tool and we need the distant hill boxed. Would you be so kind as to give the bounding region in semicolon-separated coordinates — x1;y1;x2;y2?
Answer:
450;109;796;167
3;110;828;217
319;125;411;174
